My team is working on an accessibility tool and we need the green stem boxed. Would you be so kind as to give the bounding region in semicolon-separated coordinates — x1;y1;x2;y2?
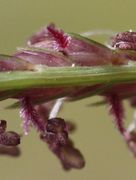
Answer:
1;65;136;91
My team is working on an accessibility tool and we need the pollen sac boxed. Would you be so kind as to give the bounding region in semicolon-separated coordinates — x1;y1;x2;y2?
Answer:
40;117;85;170
0;145;21;157
46;118;67;133
0;131;20;146
58;144;85;170
65;121;76;132
45;118;68;145
111;31;136;62
112;31;136;50
0;120;7;134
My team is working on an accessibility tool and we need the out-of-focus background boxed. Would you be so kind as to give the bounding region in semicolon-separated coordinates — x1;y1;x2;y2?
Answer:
0;0;136;179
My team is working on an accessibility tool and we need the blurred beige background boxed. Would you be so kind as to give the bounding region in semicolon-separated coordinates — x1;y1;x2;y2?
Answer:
0;0;136;179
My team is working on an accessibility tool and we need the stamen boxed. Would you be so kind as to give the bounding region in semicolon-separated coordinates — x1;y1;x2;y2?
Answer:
0;131;20;146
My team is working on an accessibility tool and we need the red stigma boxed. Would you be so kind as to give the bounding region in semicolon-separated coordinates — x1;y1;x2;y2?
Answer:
47;24;70;49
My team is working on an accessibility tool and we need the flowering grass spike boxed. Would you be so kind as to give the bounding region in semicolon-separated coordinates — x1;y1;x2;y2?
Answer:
1;24;136;170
